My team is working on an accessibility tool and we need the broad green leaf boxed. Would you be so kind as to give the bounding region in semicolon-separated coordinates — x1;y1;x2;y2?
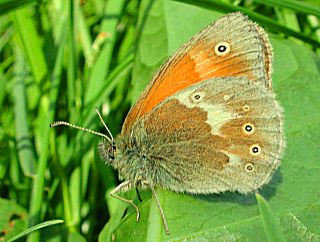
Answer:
256;194;286;242
131;0;168;101
101;1;320;241
0;198;27;242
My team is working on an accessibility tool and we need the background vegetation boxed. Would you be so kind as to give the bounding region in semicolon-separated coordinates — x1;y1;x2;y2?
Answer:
0;0;319;241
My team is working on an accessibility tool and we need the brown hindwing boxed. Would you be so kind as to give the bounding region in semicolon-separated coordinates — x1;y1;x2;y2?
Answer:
134;77;284;194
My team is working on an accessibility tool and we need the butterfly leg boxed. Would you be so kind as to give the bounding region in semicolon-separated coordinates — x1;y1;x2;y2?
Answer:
150;186;170;235
110;180;140;221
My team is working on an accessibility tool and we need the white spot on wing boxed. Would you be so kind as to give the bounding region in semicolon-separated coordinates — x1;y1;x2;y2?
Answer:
173;87;233;135
224;152;241;164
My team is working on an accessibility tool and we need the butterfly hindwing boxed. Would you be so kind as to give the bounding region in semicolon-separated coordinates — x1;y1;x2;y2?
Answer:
131;77;284;194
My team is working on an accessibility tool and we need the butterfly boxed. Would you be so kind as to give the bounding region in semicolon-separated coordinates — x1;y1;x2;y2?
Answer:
51;12;285;235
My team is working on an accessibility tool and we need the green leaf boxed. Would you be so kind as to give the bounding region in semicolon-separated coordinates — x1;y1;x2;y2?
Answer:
131;0;168;101
256;194;286;242
0;198;27;242
102;1;320;241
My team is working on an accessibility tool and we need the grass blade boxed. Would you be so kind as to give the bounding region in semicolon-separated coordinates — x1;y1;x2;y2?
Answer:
172;0;320;48
12;7;48;84
84;0;125;107
27;32;65;242
253;0;320;18
12;46;36;176
0;0;39;16
7;219;64;242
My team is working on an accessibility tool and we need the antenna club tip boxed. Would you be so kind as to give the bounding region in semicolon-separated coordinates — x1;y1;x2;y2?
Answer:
50;122;60;128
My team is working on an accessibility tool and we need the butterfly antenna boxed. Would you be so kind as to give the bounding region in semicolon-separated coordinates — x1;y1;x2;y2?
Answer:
95;107;114;142
50;121;112;143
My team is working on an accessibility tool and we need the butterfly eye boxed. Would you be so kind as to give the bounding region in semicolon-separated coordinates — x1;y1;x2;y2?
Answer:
215;42;230;56
131;136;137;147
108;144;116;159
243;123;255;134
250;144;261;156
245;163;254;172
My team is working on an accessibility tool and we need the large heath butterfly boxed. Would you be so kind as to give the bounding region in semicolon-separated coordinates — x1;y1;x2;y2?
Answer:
51;12;285;235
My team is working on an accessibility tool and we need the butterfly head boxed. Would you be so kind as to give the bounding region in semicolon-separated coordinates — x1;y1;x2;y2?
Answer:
99;139;117;164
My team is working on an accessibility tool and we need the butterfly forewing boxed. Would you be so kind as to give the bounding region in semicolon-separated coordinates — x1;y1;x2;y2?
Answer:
133;77;284;194
122;12;273;135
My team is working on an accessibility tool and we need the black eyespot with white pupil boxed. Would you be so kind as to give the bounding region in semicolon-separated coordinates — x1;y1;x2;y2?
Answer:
194;94;201;100
243;123;254;134
250;144;261;156
215;42;230;56
252;146;259;153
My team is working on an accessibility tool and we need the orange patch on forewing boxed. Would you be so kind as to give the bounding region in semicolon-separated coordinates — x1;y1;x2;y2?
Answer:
142;54;200;114
143;99;230;170
122;53;200;135
189;43;254;80
123;36;262;135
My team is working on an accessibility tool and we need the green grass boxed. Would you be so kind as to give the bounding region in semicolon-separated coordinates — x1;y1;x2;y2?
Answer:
0;0;320;241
